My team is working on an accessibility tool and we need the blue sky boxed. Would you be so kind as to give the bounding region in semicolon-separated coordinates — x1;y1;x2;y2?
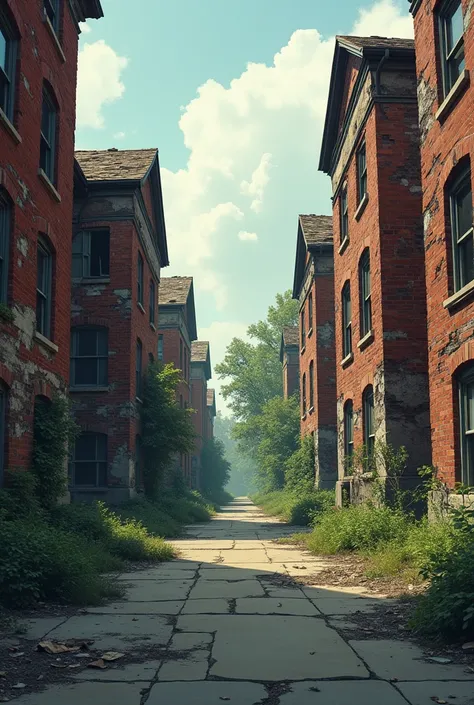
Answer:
76;0;412;412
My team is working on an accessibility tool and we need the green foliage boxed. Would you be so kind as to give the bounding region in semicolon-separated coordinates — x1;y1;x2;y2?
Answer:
117;499;182;538
253;489;335;526
160;490;215;524
141;362;196;499
214;413;255;496
200;437;231;503
284;435;315;493
32;394;79;510
0;303;14;323
0;470;42;519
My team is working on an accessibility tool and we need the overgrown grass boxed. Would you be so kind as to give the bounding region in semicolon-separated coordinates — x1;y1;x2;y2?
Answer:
252;489;335;526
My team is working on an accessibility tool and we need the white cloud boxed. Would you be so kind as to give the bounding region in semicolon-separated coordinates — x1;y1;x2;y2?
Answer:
238;231;258;242
113;131;126;140
79;22;91;34
353;0;414;37
77;40;128;129
240;153;273;213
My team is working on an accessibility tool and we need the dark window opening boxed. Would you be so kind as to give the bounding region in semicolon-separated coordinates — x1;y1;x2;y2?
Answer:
309;360;314;410
302;373;307;416
340;185;349;243
70;327;108;387
44;0;60;32
459;365;474;486
439;0;465;96
36;239;52;339
137;253;144;305
301;307;306;349
344;400;354;469
363;385;375;461
40;87;57;184
72;230;110;279
359;249;372;337
71;432;107;487
0;9;17;122
308;293;313;331
342;281;352;357
357;141;367;203
449;166;473;292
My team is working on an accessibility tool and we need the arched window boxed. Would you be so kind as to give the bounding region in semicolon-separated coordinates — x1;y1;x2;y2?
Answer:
363;385;375;458
71;432;107;487
343;400;354;468
458;364;474;485
359;249;372;337
342;281;352;357
70;327;108;388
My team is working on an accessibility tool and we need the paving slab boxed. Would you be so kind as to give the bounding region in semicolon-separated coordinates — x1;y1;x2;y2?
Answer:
199;567;265;580
236;598;321;616
124;580;193;601
302;585;375;598
47;614;172;650
158;649;209;680
162;561;201;570
118;569;196;581
74;660;161;681
312;597;389;615
261;585;307;599
177;614;369;681
188;579;266;599
87;600;184;615
22;617;68;641
178;551;223;563
279;680;408;704
181;598;230;614
206;560;276;573
232;541;266;549
397;681;474;704
350;640;474;681
219;550;270;564
171;540;235;550
169;632;213;650
13;682;143;704
147;681;267;705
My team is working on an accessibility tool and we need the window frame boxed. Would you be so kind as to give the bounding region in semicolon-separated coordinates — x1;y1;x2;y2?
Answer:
71;432;107;488
0;8;17;123
363;385;375;460
40;86;57;185
302;372;307;416
136;338;143;399
309;360;314;411
342;281;352;358
44;0;60;33
439;0;465;97
340;185;349;243
70;327;108;389
359;249;372;337
459;365;474;486
343;400;354;469
149;279;156;324
356;141;367;204
72;229;110;280
137;252;144;305
308;292;313;332
300;307;306;349
449;165;473;292
36;238;52;339
0;192;10;304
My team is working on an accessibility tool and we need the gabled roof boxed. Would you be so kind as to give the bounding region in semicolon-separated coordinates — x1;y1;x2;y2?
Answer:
159;277;197;341
71;0;103;24
207;388;217;417
319;35;415;174
293;215;333;299
191;341;212;380
279;326;299;363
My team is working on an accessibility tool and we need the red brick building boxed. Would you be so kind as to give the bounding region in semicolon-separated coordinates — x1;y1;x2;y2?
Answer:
293;215;337;488
206;388;216;440
0;0;103;485
410;0;474;491
70;148;168;502
319;36;431;502
190;340;212;489
280;326;299;400
158;276;197;485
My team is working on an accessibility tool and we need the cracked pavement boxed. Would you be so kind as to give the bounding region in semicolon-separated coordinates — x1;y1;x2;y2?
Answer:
12;499;474;704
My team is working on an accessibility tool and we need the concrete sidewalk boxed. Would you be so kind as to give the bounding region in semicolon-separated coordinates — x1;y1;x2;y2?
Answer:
12;499;474;704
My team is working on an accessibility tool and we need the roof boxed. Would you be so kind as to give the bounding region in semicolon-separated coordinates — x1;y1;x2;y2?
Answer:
191;341;212;380
337;36;415;53
159;277;193;305
299;215;333;247
282;326;299;347
206;389;217;416
75;149;158;182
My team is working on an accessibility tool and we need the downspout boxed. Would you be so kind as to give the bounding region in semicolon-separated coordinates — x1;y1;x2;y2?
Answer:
375;48;390;96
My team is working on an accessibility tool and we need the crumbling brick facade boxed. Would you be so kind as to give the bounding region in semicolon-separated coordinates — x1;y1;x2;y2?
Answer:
70;148;168;502
319;36;431;503
293;215;337;489
280;326;300;400
411;0;474;488
190;341;212;489
0;0;102;484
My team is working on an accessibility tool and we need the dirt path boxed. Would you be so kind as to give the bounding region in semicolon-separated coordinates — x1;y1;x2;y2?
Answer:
4;498;474;704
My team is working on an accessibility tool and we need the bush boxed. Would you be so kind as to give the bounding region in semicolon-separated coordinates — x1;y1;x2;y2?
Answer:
117;499;182;538
284;435;315;494
161;491;215;524
253;489;335;526
200;438;231;503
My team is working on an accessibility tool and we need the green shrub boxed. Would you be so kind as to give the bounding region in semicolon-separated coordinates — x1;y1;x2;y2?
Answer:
161;491;214;524
284;435;315;494
252;489;335;526
117;499;182;538
200;438;231;503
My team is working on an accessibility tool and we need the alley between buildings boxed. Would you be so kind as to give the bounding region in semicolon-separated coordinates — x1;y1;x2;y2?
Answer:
8;499;474;705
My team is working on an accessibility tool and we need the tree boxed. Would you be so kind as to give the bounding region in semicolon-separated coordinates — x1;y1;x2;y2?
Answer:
200;437;231;503
214;414;255;495
284;434;316;494
141;363;196;499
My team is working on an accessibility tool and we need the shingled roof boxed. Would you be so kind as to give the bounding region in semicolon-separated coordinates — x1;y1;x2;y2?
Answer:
337;36;415;52
282;326;299;347
191;341;209;363
299;215;333;247
75;149;158;181
159;277;193;306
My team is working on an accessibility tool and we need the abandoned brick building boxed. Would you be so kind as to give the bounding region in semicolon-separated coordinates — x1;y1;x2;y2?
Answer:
319;36;431;502
0;0;103;485
280;326;300;400
158;276;197;486
206;388;216;440
293;215;337;489
190;340;212;489
70;148;168;502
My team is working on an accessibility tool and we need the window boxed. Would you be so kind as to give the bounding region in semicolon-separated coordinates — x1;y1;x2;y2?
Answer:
70;327;108;387
342;282;352;358
40;87;57;184
0;193;10;304
0;383;6;486
308;293;313;332
72;230;110;279
357;142;367;203
136;339;143;398
148;352;154;364
300;307;306;349
340;185;349;243
359;250;372;337
309;360;314;410
137;252;144;305
158;334;164;361
449;167;473;292
71;432;107;487
0;8;17;122
184;347;187;380
439;0;465;97
36;239;52;339
44;0;60;33
302;373;307;416
180;338;183;369
459;365;474;486
149;279;156;324
363;386;375;459
343;400;354;467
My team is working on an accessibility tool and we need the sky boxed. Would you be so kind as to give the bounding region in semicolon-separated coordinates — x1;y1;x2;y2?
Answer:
76;0;414;414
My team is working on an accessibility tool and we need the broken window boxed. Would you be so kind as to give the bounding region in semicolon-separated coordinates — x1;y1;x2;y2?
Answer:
70;327;108;387
449;166;473;291
340;185;349;243
344;400;354;469
359;249;372;337
0;7;17;122
0;191;10;304
40;85;57;184
459;365;474;486
36;238;52;339
72;230;110;279
357;141;367;203
71;432;107;487
363;385;375;460
439;0;465;96
342;281;352;358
